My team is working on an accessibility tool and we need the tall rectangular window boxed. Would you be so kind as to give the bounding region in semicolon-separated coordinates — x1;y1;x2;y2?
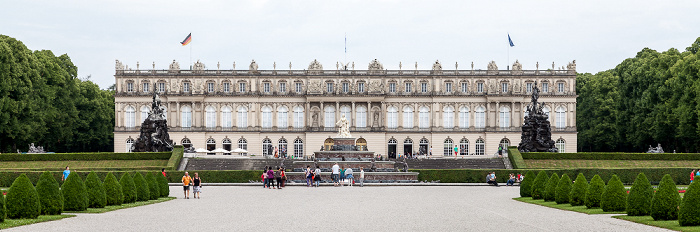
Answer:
158;83;165;93
477;83;483;93
502;83;508;93
358;82;365;93
143;83;149;93
389;83;396;93
127;82;133;92
445;82;452;93
296;82;302;93
558;83;564;93
405;83;412;93
543;83;549;93
183;82;190;92
223;82;230;93
526;83;533;93
207;83;214;93
327;83;334;93
239;83;246;92
461;82;468;93
264;83;270;93
280;82;286;93
342;83;349;93
421;83;428;93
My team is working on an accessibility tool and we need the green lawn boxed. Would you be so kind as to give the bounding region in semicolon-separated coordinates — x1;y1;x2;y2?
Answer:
513;197;625;214
0;160;168;170
614;215;700;232
0;215;76;230
524;159;700;168
64;197;175;214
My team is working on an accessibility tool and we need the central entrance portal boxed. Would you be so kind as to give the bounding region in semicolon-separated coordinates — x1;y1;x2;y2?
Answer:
388;138;397;159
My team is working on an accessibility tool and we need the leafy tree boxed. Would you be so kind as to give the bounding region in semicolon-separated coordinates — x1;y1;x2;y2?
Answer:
62;172;88;211
651;174;681;220
85;171;106;208
570;173;589;206
35;171;63;215
601;175;627;212
555;174;572;204
544;173;560;202
156;173;169;197
6;174;41;219
531;171;548;200
104;172;123;206
680;174;700;226
119;173;137;204
133;173;150;202
520;170;536;197
585;175;605;208
627;173;653;216
145;173;160;200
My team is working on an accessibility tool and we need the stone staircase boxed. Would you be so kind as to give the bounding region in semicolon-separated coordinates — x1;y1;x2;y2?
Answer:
185;157;507;170
403;158;506;169
185;158;295;170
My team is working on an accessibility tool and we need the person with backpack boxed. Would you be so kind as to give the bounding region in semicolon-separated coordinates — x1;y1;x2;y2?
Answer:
314;166;321;187
498;145;503;157
305;166;313;187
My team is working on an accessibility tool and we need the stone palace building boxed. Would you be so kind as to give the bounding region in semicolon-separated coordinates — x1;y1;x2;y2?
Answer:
113;59;577;157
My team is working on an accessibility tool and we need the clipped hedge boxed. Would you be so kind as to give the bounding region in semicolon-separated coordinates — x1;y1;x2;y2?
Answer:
520;170;536;197
62;172;88;211
35;171;63;215
0;152;171;162
166;146;184;170
531;171;548;200
585;175;605;209
104;172;123;206
85;172;106;208
507;146;526;169
651;174;681;221
522;152;700;160
6;174;41;219
544;173;560;202
601;175;627;212
0;191;4;222
680;175;700;226
119;173;137;204
157;173;169;197
145;173;160;200
133;173;150;202
555;174;572;204
570;173;588;206
627;173;653;216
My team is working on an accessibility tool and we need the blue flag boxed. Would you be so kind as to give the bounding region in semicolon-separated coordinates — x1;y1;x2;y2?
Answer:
508;34;515;47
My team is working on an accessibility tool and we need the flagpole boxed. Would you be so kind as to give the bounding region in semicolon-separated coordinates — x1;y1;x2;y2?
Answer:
190;32;192;69
507;33;510;70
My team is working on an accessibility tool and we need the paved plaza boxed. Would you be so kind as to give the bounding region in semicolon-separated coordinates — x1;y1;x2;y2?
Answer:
6;186;670;232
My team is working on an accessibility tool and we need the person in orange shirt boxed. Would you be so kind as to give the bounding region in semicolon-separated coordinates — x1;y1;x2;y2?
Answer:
182;172;193;199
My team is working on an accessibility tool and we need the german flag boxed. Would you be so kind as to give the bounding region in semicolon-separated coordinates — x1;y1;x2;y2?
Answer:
180;33;191;46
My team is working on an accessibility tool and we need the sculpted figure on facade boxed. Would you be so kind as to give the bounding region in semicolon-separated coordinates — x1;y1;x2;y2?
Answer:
512;60;522;71
487;61;499;75
368;59;384;71
308;59;323;73
171;81;180;93
567;60;577;74
115;59;124;70
369;80;383;93
308;80;322;93
249;60;258;72
335;114;351;138
193;60;205;71
431;60;442;74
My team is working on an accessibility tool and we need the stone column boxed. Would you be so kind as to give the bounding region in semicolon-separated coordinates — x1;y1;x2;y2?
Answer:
380;101;386;127
367;101;372;127
398;103;404;129
511;101;516;128
216;103;221;129
232;103;237;128
414;103;419;129
453;103;459;129
320;101;324;127
351;101;356;128
305;101;310;128
335;101;340;124
272;103;278;129
486;101;490;128
495;101;500;128
176;102;180;128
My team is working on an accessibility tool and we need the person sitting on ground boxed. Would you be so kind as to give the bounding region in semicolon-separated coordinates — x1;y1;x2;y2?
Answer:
506;173;516;186
486;172;499;186
332;162;340;187
346;167;354;187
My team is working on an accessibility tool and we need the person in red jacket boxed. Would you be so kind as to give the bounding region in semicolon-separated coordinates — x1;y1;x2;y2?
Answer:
692;169;696;183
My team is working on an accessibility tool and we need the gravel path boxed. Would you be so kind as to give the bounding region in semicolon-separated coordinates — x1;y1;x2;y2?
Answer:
6;186;670;232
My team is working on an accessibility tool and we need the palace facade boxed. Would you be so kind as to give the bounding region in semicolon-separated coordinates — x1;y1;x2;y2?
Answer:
113;59;577;157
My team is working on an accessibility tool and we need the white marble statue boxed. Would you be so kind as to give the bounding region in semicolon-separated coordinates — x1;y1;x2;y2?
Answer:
335;114;351;138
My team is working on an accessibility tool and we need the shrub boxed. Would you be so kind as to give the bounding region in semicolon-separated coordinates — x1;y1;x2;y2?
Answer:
585;175;605;208
119;173;137;204
601;175;627;212
6;174;41;219
133;173;150;202
544;173;560;202
555;174;572;204
651;174;681;220
680;175;700;226
145;173;160;200
0;191;4;222
85;172;106;208
531;171;549;200
570;173;588;206
104;172;123;206
35;171;63;215
62;172;88;211
520;170;535;197
521;152;700;160
157;173;169;197
0;152;171;161
627;173;653;216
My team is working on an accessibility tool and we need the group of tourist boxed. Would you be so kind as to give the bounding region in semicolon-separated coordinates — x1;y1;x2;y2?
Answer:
262;166;286;189
486;172;523;187
691;170;700;183
181;171;202;199
330;162;364;187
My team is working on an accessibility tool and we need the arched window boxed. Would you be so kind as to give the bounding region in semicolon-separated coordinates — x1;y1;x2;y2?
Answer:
294;138;304;158
475;139;485;155
262;106;272;128
556;106;566;128
387;106;398;129
181;138;192;148
543;106;551;122
324;138;334;151
262;138;272;156
459;106;469;129
238;138;247;155
206;106;216;128
206;138;216;155
403;138;413;157
126;138;134;152
222;138;232;154
278;106;288;128
443;106;454;129
140;106;150;123
237;106;248;128
388;138;398;158
356;138;367;151
340;106;351;120
419;106;430;129
499;106;510;128
475;106;485;129
293;106;304;128
181;106;192;128
419;138;429;155
222;106;232;128
125;106;136;128
460;138;469;155
443;138;454;156
556;138;566;153
499;138;510;150
278;138;288;158
356;106;367;128
403;106;414;129
324;106;335;128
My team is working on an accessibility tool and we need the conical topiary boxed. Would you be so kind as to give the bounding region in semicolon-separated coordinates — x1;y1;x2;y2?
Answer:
157;173;169;197
133;172;150;202
145;173;160;200
104;172;123;206
544;173;560;202
119;173;137;204
531;171;549;200
651;174;681;220
62;172;88;211
85;172;106;208
520;170;536;197
570;173;588;206
601;175;627;212
627;173;653;216
585;175;605;209
6;174;41;219
555;174;572;204
35;171;63;215
680;174;700;226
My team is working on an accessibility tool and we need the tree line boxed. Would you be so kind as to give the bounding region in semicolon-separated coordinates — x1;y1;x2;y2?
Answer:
577;37;700;152
0;35;114;153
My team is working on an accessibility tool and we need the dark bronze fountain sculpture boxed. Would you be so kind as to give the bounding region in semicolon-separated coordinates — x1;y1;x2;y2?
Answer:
518;83;558;153
131;92;174;152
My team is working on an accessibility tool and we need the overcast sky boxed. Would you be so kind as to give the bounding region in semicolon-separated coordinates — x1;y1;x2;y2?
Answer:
2;0;699;89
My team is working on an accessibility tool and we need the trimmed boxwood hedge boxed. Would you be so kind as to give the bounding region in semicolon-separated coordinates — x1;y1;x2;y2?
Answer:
531;171;549;200
555;174;572;204
119;173;137;204
651;174;681;221
0;191;4;222
62;172;88;211
6;174;41;219
145;173;160;200
85;172;106;208
570;173;588;206
0;152;171;162
544;173;560;202
507;146;526;169
157;173;169;197
601;175;627;212
626;173;653;216
585;175;605;209
35;171;63;215
520;170;536;197
133;173;150;202
104;172;123;206
166;146;184;171
680;175;700;226
522;152;700;160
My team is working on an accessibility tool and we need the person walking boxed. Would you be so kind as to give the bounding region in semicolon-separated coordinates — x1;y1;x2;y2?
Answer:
274;167;282;189
192;172;202;199
314;166;321;187
332;162;340;187
453;145;459;157
62;166;70;181
359;167;365;187
267;166;276;189
280;167;287;188
498;145;503;157
262;166;269;188
182;172;193;199
305;166;313;187
346;167;354;187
